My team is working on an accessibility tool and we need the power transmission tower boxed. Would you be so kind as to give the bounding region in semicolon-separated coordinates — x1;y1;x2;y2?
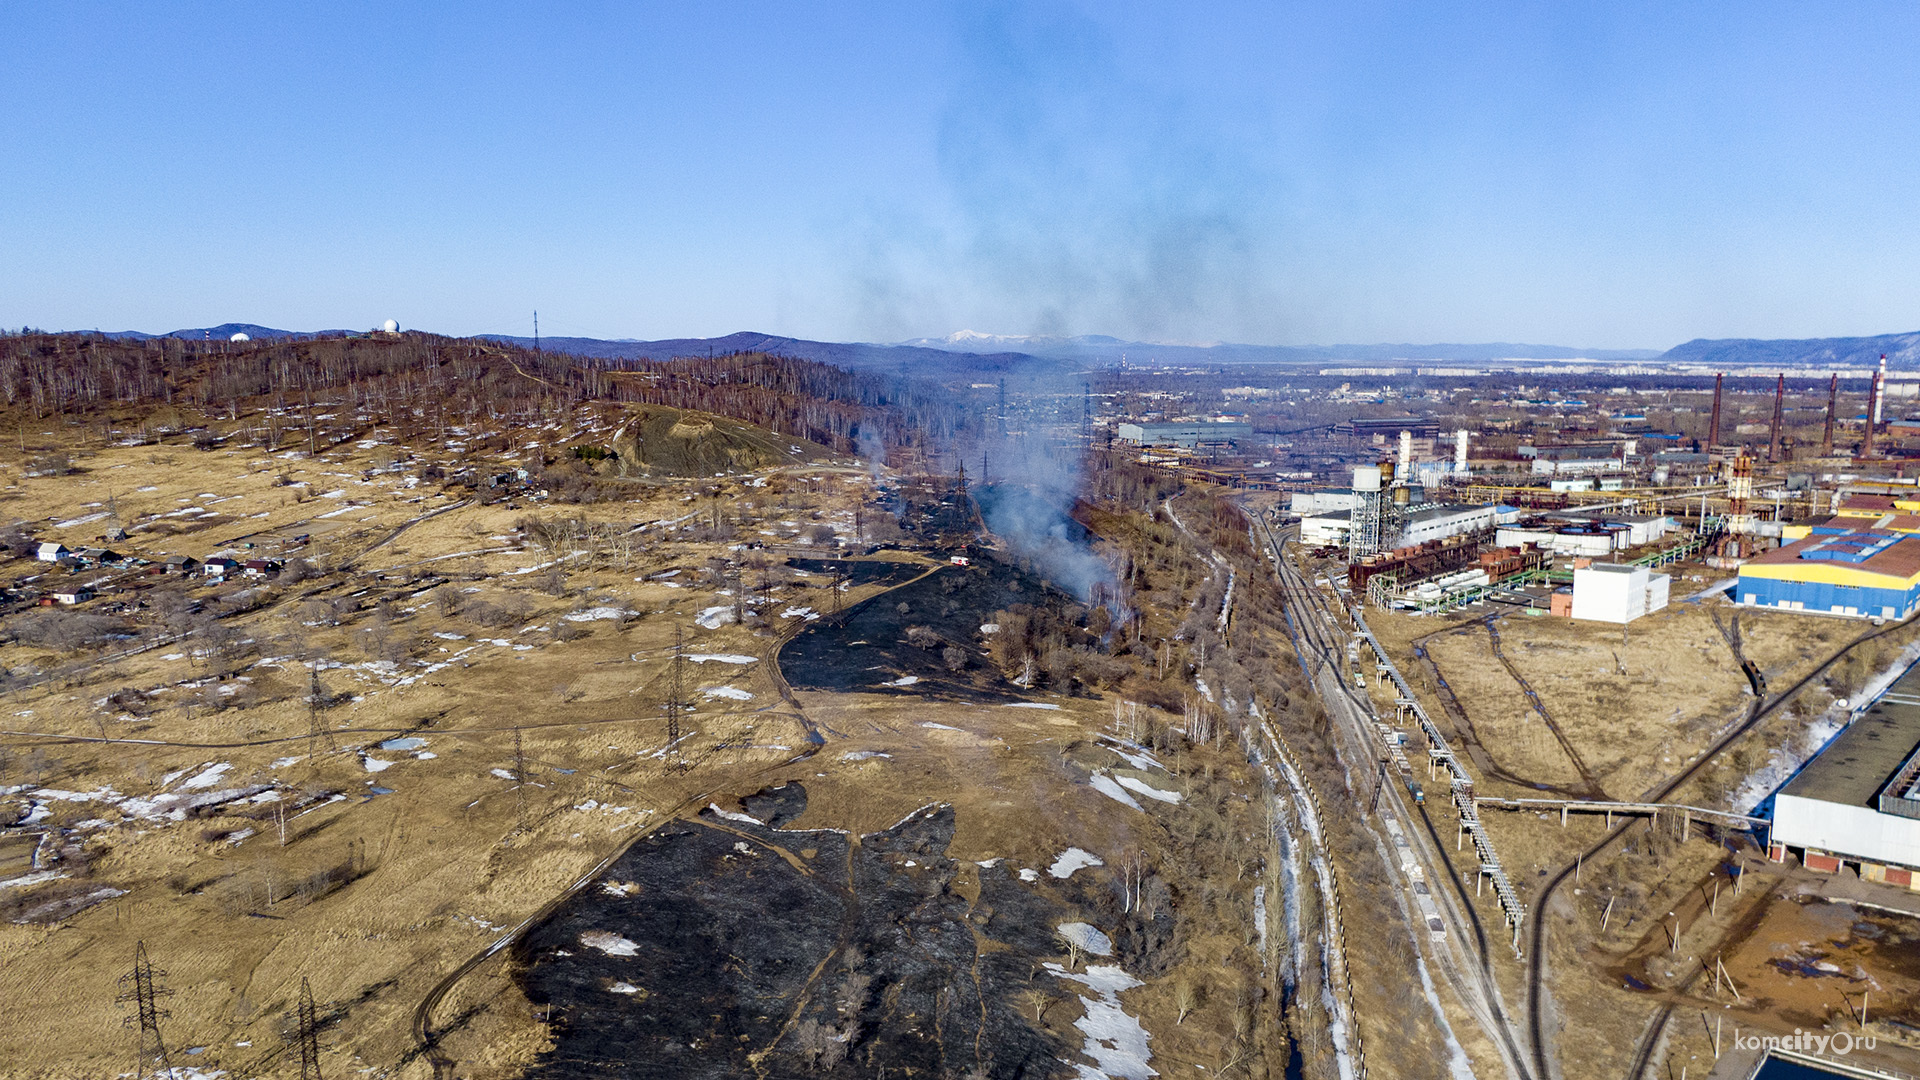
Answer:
295;976;323;1080
513;726;526;826
666;625;688;770
117;942;173;1080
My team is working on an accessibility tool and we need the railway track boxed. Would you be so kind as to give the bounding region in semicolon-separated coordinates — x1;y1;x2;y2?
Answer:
1254;517;1536;1080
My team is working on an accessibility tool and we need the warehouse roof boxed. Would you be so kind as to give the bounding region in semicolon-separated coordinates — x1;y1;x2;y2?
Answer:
1744;529;1920;581
1781;668;1920;808
1838;494;1901;515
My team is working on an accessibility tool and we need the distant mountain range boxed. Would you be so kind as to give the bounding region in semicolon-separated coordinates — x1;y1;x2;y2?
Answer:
894;331;1664;365
476;331;1053;377
98;322;355;341
1659;331;1920;369
66;324;1920;373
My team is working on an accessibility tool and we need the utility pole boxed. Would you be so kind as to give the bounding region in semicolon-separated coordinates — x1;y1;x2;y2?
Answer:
1822;373;1838;456
1707;372;1724;449
1767;373;1785;463
117;942;173;1080
295;976;323;1080
666;625;685;758
533;311;540;353
513;726;526;826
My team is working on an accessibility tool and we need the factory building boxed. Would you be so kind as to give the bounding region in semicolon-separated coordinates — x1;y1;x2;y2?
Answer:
1569;562;1670;623
1116;421;1253;448
1297;502;1498;550
1770;669;1920;887
1495;513;1672;557
1399;504;1499;545
1737;528;1920;619
1289;489;1361;516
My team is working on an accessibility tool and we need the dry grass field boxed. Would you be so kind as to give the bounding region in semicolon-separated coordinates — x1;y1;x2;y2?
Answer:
0;419;1296;1079
1369;583;1920;1079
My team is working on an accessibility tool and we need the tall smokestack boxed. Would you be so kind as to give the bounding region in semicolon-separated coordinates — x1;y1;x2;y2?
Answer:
1768;373;1785;462
1866;368;1882;458
1708;372;1724;449
1877;355;1889;424
1822;373;1838;455
1399;429;1412;477
1454;429;1469;476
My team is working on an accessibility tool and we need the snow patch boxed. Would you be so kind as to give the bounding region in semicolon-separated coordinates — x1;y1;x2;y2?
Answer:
1114;776;1181;804
1089;774;1144;811
1045;963;1154;1080
1057;922;1114;957
1050;848;1105;879
581;929;640;956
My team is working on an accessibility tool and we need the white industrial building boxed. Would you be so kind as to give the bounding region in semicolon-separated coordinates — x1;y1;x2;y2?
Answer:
1299;502;1497;550
1530;457;1621;476
1289;489;1361;516
1399;504;1499;545
1496;514;1673;557
1770;670;1920;887
1569;563;1671;623
1299;510;1352;547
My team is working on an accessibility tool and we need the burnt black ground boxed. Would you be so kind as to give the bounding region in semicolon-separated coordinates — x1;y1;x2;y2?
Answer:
515;783;1085;1079
778;556;1085;703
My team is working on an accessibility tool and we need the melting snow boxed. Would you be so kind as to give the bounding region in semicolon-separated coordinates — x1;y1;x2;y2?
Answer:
1046;963;1154;1080
362;757;394;772
703;686;753;700
921;721;960;731
564;606;633;622
886;676;922;687
706;803;764;825
1057;922;1114;957
1050;848;1105;879
687;654;756;664
1004;702;1061;710
695;606;737;629
841;751;891;761
1114;776;1181;804
581;930;640;956
1089;774;1144;811
608;981;642;994
179;763;232;790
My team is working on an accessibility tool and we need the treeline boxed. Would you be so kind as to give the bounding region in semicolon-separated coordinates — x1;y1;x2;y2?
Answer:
0;332;980;461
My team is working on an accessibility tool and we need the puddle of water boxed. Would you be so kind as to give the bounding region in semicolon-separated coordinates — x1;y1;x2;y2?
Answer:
379;737;426;751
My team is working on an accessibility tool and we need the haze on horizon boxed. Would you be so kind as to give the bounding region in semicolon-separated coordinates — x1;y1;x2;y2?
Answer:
5;2;1919;352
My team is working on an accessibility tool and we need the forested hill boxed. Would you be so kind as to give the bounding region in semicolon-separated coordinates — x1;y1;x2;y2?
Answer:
0;331;980;463
478;331;1057;378
1659;331;1920;369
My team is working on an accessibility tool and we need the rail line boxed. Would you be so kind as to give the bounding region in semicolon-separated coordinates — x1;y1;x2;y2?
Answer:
1254;517;1536;1080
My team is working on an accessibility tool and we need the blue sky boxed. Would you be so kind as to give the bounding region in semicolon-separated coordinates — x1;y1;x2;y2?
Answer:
5;2;1919;349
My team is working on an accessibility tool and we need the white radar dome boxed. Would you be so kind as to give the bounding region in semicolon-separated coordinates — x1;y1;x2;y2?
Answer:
229;332;250;342
382;319;399;333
